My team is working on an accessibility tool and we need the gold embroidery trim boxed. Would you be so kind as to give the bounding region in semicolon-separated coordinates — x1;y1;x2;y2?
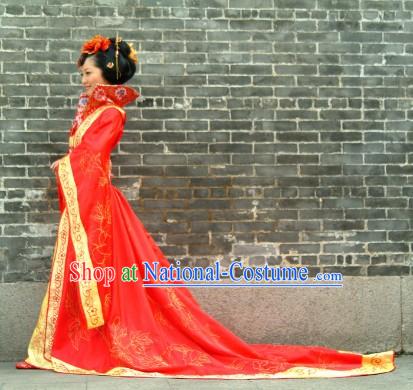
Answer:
38;350;394;379
26;208;70;368
58;155;105;329
44;209;70;358
69;104;125;149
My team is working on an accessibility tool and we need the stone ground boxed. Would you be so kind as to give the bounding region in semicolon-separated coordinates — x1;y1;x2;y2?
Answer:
0;354;412;389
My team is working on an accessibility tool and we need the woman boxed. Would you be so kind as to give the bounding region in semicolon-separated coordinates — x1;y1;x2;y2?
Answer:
15;34;395;379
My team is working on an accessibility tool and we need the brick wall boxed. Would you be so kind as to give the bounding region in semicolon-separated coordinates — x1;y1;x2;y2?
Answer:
1;0;412;283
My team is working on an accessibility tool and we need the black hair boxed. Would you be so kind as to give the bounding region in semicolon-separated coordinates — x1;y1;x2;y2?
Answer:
77;37;136;85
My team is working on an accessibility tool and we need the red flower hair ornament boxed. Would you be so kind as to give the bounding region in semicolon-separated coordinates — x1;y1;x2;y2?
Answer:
80;34;111;54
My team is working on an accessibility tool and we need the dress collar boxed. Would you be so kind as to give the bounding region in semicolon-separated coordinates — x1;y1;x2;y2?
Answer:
86;83;140;108
69;83;140;136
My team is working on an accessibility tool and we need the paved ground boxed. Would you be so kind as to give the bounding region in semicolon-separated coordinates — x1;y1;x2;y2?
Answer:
1;355;412;389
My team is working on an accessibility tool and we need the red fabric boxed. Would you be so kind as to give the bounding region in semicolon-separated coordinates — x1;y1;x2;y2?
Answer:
22;84;395;379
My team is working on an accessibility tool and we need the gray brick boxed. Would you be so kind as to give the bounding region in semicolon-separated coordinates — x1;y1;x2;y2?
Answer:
1;0;412;282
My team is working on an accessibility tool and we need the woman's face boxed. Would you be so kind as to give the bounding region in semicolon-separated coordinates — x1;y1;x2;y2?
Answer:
79;56;109;96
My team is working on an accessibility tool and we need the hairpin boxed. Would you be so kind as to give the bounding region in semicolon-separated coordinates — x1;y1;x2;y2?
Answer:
115;31;121;80
126;42;138;63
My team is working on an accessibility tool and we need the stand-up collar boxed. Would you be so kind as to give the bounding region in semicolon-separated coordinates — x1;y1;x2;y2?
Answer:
87;83;140;108
69;83;140;136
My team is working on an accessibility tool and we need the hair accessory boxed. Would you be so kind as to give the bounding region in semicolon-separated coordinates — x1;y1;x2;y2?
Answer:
115;31;121;80
126;42;138;63
81;34;111;54
80;33;138;79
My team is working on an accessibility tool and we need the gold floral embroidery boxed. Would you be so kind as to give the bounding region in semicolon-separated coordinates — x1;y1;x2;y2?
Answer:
100;160;111;186
78;150;110;188
225;358;245;371
153;307;173;329
203;322;221;343
90;195;112;266
145;293;174;329
165;289;196;330
251;359;290;373
225;356;290;373
165;288;221;342
106;315;212;369
67;317;92;352
108;316;169;369
103;292;112;316
79;150;101;174
65;288;91;351
163;344;211;367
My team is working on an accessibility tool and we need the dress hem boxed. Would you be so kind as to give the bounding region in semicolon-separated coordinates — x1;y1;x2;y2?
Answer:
24;350;395;380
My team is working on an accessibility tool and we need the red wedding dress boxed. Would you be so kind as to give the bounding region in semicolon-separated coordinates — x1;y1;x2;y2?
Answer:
18;83;395;379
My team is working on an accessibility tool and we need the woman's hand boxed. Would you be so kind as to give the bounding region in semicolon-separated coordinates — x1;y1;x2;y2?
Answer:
50;159;60;173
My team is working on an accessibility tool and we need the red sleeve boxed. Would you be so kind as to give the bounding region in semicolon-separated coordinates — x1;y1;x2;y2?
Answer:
56;107;125;214
71;107;125;157
53;107;125;329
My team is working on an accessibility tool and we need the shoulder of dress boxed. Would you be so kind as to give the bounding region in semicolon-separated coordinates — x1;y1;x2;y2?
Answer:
99;105;126;121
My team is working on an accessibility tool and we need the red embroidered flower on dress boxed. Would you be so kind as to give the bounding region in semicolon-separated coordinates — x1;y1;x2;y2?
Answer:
115;87;127;99
94;88;107;102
